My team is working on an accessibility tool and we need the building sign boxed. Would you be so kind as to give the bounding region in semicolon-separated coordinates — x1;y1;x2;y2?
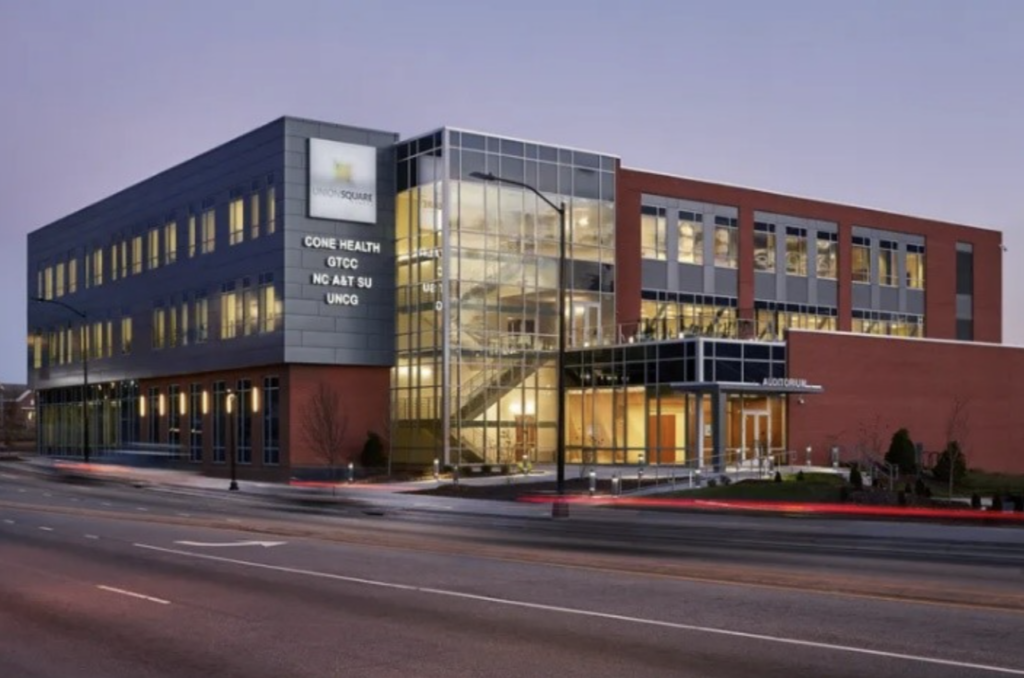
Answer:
308;139;377;223
762;377;818;389
302;235;381;306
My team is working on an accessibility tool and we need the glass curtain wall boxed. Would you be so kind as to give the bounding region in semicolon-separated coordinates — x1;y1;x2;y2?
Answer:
392;130;617;468
38;381;139;456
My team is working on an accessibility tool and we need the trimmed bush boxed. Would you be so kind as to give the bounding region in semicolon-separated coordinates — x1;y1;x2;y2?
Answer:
933;441;967;485
914;478;929;497
991;493;1004;512
500;464;512;476
971;493;982;510
1013;495;1024;513
796;470;805;482
774;471;783;483
897;490;907;506
481;464;493;475
839;486;851;503
885;428;917;474
360;431;387;469
849;465;864;490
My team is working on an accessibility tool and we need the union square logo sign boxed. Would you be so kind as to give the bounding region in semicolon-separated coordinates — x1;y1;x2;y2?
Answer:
308;138;377;224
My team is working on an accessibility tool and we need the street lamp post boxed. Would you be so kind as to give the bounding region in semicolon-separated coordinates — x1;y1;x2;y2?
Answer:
226;390;239;491
469;172;568;498
31;297;90;464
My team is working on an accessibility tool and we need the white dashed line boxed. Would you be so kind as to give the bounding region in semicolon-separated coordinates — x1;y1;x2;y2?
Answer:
101;502;113;507
96;585;170;605
177;513;191;517
18;489;26;493
3;519;14;525
136;507;149;512
43;493;52;498
39;526;54;532
85;535;99;540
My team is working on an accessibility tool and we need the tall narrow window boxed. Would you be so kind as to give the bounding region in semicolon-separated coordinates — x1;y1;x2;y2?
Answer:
180;299;190;346
678;211;703;265
68;257;77;294
266;185;276;235
188;214;197;258
202;208;216;254
168;384;181;449
262;376;280;465
44;266;54;300
55;262;65;298
164;222;177;265
105;321;113;358
212;381;226;463
852;237;871;283
152;308;166;350
32;331;42;369
132;236;143;275
91;249;104;287
816;232;838;279
220;289;238;339
189;384;203;463
258;274;280;333
714;216;738;268
147;229;160;270
37;269;44;299
147;387;159;443
754;222;776;272
879;240;897;287
121;316;132;355
236;380;252;464
640;205;667;260
785;227;808;276
168;305;179;348
196;295;209;344
243;285;258;336
229;198;244;245
906;244;925;289
250;193;261;240
120;240;128;279
110;244;119;281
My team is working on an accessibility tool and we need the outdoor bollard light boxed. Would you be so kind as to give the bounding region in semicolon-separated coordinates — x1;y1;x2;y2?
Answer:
611;474;620;496
806;445;812;466
638;467;645;490
831;445;840;469
522;454;529;476
347;462;354;483
695;468;703;487
588;470;596;497
433;458;439;480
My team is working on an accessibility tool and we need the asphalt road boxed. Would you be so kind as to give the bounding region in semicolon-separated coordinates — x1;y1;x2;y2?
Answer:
2;466;1024;677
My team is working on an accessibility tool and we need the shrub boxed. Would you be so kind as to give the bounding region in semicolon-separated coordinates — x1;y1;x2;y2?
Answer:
904;481;914;495
774;471;783;483
797;470;805;482
971;493;982;510
991;493;1004;512
849;465;864;490
442;464;455;475
933;441;967;485
839;486;851;503
885;428;917;474
1014;495;1024;513
914;478;929;497
707;478;719;488
500;464;512;476
360;431;387;469
897;490;907;506
481;464;493;475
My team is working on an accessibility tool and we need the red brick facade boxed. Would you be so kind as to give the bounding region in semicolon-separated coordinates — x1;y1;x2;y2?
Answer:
788;331;1024;474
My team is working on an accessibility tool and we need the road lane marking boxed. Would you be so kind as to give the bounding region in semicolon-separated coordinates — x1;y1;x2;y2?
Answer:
18;489;25;493
136;507;149;512
3;519;14;524
96;585;170;605
134;542;1024;676
43;493;52;497
39;526;53;532
85;535;99;540
174;540;286;548
177;513;191;517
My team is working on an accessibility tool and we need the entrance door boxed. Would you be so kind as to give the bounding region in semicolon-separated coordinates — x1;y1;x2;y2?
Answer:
742;411;769;465
647;415;677;464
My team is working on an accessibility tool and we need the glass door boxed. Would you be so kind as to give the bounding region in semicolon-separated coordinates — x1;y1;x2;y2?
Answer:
742;411;769;466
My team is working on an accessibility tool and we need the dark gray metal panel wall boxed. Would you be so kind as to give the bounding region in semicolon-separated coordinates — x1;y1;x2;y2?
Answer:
281;119;398;367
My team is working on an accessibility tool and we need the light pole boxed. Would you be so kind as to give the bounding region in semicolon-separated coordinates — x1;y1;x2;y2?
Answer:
226;389;239;491
469;171;568;497
31;297;90;464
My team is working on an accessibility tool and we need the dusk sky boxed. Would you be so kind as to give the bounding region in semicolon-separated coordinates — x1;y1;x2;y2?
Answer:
2;0;1022;383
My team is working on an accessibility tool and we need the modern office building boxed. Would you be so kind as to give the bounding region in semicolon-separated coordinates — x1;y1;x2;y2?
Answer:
26;116;1021;479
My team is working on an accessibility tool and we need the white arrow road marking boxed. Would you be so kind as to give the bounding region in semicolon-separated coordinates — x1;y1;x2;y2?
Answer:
97;585;170;605
173;540;286;548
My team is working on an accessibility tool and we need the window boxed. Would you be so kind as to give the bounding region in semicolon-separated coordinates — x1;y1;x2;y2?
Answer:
132;237;143;275
188;215;197;258
263;377;280;465
852;236;871;283
121;316;132;355
43;266;53;300
250;193;261;240
52;262;64;298
147;387;159;443
785;227;807;276
180;299;190;347
68;258;77;294
31;331;42;369
236;380;252;464
164;222;177;265
152;307;166;350
243;284;258;336
640;205;667;260
906;244;925;289
879;240;897;287
852;310;923;338
189;384;203;463
91;249;104;287
229;198;244;245
105;321;113;358
714;216;738;268
266;185;276;235
220;289;238;339
202;208;216;254
110;244;119;282
258;274;281;333
213;381;226;463
753;222;775;272
147;229;160;270
816;232;838;279
195;295;209;344
678;211;703;265
168;305;178;348
120;241;128;279
169;384;181;449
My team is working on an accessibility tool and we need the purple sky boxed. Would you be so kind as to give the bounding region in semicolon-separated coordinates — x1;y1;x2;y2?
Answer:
2;0;1022;383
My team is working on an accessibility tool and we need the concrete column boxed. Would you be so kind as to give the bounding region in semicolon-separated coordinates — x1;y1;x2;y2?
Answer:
694;393;704;469
711;388;726;473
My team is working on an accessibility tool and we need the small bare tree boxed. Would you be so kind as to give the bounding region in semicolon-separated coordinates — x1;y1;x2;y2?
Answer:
302;382;350;493
856;414;888;487
942;393;972;498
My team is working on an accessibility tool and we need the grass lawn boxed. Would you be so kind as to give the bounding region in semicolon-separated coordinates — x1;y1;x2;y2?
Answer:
944;471;1024;495
661;473;847;502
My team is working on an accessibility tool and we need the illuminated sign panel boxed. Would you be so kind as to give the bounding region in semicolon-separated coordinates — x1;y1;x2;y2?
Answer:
308;139;377;223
